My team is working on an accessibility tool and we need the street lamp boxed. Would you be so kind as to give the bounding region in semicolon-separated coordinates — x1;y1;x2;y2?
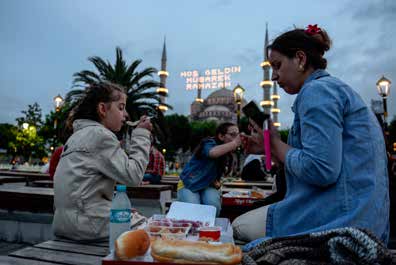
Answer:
54;94;64;112
376;76;391;124
233;84;245;175
22;122;29;130
233;84;245;126
376;75;392;150
53;94;64;148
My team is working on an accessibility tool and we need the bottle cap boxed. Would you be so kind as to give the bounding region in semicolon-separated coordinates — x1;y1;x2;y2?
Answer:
116;185;127;192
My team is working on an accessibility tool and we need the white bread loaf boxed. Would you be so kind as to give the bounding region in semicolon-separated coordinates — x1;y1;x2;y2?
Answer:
114;229;150;260
151;239;242;265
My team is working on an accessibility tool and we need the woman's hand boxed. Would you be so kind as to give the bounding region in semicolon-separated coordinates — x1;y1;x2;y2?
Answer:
268;120;291;163
136;115;153;132
240;119;264;155
269;120;281;144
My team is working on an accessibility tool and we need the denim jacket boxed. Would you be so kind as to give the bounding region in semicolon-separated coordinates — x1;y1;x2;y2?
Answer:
266;70;390;243
180;138;218;192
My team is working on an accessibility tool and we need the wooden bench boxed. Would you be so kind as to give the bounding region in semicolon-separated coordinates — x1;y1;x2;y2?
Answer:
159;179;179;192
0;169;50;178
126;184;172;215
0;170;51;185
0;185;54;213
3;238;108;265
0;176;27;185
222;180;273;190
0;185;54;243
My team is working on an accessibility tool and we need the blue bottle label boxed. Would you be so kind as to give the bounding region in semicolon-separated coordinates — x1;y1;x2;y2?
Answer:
110;209;131;223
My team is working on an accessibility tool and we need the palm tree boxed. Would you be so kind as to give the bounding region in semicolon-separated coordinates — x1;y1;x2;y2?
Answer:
66;47;172;120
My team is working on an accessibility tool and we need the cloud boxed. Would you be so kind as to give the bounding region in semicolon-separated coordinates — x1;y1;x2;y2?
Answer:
234;48;261;67
351;0;396;21
0;92;25;124
210;0;234;9
143;48;162;59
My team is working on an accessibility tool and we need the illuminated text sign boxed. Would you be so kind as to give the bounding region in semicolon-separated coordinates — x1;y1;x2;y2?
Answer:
180;66;241;90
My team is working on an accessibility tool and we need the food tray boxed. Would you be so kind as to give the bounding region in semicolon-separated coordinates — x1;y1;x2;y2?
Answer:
102;218;234;264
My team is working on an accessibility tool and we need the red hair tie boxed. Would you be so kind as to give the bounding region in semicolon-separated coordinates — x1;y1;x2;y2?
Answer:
305;24;322;35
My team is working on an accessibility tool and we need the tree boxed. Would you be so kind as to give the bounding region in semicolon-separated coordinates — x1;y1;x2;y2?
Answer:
164;114;191;151
8;125;46;161
0;123;18;153
39;102;74;147
68;47;172;120
189;120;217;151
15;102;43;129
9;103;46;161
279;128;290;143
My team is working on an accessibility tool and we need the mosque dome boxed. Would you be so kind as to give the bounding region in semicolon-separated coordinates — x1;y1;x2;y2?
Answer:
190;88;246;124
206;88;235;106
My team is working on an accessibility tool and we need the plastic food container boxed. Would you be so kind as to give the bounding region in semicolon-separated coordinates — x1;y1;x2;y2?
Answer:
147;221;191;240
198;226;221;242
149;217;203;235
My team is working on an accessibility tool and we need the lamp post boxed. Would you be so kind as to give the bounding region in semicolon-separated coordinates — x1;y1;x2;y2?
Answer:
22;122;29;130
54;94;64;113
53;94;64;148
233;84;245;175
376;76;391;141
233;84;245;126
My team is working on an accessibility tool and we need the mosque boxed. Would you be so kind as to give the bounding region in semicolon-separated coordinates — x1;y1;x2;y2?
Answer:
156;24;281;127
190;87;246;124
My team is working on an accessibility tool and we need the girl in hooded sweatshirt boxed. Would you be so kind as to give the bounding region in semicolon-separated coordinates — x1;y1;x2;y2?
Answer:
53;81;152;241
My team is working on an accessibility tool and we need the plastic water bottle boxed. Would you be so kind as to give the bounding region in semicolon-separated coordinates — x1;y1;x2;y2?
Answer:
109;185;131;251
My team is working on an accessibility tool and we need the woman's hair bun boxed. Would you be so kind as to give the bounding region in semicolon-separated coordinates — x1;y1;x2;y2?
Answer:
312;29;331;55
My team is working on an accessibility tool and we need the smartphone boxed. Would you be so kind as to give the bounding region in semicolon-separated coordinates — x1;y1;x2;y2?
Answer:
242;101;269;128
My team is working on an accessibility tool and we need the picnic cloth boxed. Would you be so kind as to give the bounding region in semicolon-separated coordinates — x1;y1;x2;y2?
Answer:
242;227;394;265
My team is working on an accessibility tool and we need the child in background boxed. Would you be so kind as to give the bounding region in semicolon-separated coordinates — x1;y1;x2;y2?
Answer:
142;134;165;184
177;122;241;216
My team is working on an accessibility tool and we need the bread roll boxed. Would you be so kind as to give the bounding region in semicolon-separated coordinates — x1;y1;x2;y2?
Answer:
115;229;150;260
151;239;242;265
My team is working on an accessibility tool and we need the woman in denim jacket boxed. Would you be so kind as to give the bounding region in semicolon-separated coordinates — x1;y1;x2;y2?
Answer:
178;122;241;216
233;25;390;244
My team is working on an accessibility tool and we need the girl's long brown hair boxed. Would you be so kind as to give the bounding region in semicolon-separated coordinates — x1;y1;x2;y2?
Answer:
66;82;125;131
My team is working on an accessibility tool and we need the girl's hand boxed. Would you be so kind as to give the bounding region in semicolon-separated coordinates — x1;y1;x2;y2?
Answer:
240;132;264;155
232;134;242;149
137;115;153;132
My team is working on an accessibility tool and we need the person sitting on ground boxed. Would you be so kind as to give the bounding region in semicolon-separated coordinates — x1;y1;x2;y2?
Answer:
177;122;241;217
52;81;152;241
142;135;165;184
232;24;389;244
241;154;268;182
48;146;63;178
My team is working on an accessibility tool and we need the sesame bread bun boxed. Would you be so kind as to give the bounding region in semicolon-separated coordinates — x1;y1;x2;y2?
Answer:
114;229;150;260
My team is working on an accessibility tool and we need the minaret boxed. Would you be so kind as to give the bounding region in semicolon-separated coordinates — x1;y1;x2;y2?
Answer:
260;23;273;115
195;75;204;103
271;82;281;127
157;37;169;112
